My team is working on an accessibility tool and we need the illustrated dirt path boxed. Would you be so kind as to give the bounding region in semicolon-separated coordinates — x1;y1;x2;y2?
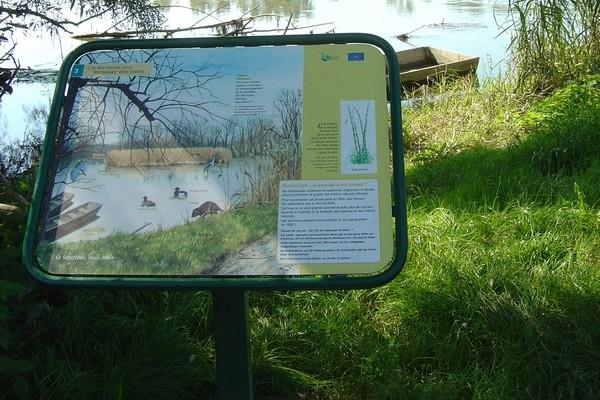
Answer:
207;233;299;275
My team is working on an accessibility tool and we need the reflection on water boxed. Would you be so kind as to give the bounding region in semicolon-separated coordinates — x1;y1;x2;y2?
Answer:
188;0;313;18
386;0;416;13
52;157;265;243
157;0;510;57
7;0;511;71
172;0;511;76
445;0;490;16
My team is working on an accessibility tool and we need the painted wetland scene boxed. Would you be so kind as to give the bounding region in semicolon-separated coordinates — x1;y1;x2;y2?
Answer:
38;46;304;275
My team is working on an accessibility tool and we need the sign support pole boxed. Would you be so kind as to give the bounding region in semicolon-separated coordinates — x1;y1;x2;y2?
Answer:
212;289;253;400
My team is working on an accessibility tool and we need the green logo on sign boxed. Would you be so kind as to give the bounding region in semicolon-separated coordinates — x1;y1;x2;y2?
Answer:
320;53;339;62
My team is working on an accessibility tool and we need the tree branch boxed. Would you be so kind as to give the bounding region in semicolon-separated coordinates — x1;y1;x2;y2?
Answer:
283;12;293;35
72;14;333;40
87;81;156;121
0;5;76;33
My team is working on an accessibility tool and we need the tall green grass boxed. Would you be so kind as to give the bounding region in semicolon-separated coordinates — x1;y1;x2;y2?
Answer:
32;290;216;399
508;0;600;92
402;75;532;158
241;75;600;398
406;75;600;208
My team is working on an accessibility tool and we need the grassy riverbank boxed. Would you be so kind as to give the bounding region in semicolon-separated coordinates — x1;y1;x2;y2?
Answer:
1;74;597;400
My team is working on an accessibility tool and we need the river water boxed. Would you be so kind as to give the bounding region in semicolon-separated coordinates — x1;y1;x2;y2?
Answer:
1;0;511;143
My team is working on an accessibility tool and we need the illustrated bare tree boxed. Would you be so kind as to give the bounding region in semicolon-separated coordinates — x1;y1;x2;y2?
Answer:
54;47;227;177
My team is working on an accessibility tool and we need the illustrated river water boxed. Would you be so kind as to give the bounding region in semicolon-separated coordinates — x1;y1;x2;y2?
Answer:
50;157;262;243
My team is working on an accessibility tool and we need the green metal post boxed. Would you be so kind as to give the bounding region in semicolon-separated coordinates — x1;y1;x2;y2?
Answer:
212;289;253;400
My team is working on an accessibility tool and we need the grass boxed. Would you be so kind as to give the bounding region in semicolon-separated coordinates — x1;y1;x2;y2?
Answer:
507;0;600;92
402;75;532;157
243;75;600;399
2;74;594;399
38;206;277;275
405;75;600;208
3;68;600;400
32;290;216;399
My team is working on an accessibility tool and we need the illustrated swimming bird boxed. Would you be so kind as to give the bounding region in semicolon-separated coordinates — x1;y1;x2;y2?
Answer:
69;160;86;183
173;186;188;198
141;196;156;207
192;201;222;218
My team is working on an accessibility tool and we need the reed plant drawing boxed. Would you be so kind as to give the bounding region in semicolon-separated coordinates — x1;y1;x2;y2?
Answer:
345;102;374;165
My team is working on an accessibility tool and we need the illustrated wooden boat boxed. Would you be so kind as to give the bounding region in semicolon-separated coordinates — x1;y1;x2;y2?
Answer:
47;192;75;218
45;202;102;241
396;47;479;87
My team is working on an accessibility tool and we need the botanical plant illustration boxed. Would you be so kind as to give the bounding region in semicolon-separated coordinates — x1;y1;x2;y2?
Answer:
345;103;373;165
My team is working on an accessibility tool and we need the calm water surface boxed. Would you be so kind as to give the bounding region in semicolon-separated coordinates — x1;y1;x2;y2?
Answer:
1;0;511;142
52;157;264;243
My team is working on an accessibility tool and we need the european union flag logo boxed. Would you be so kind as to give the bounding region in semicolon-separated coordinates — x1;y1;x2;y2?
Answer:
347;52;365;61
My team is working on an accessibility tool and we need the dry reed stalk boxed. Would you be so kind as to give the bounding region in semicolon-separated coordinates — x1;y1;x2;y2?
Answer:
105;147;232;167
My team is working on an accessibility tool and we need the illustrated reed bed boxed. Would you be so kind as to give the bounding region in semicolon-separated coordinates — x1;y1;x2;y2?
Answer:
105;147;232;167
227;133;301;207
239;157;280;206
248;173;280;206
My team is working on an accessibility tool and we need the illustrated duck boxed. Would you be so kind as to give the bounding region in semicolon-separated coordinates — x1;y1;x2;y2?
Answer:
141;196;156;207
173;186;188;198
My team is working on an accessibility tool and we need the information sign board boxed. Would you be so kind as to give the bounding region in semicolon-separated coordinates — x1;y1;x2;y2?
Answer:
23;34;407;289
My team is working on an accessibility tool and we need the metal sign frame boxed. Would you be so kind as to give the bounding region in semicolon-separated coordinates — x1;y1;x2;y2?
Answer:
22;33;408;290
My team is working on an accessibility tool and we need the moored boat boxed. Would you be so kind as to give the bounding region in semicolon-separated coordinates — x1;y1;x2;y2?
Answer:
396;47;479;87
45;201;102;241
47;192;75;218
